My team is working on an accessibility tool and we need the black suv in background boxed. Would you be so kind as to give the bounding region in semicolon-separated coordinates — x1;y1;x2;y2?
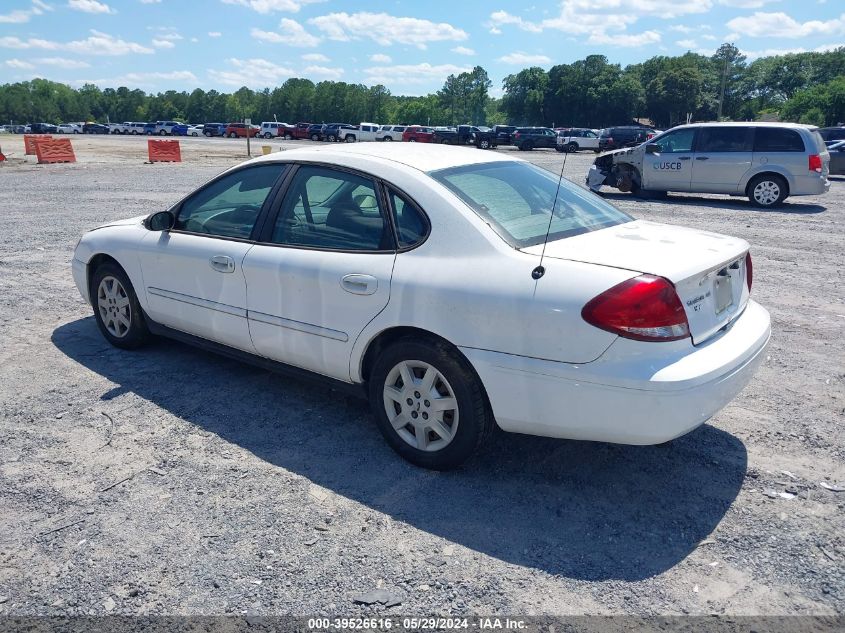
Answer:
513;127;557;151
494;125;517;145
307;123;326;141
29;123;58;134
83;122;110;134
202;123;226;137
597;126;655;151
818;127;845;143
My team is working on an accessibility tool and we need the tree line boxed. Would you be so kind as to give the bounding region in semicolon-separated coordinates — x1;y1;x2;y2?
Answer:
2;46;844;129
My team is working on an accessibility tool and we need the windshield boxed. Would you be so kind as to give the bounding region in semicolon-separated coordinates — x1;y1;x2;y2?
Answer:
430;161;632;248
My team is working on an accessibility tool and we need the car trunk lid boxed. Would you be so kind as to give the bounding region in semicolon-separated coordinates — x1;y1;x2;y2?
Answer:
521;220;751;345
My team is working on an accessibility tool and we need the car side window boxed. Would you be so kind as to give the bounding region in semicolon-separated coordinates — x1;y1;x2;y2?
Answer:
271;166;393;251
754;128;805;152
387;188;428;248
175;164;286;239
698;127;754;152
653;129;696;153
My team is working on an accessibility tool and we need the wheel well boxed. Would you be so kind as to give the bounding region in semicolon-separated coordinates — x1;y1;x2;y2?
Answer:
746;171;790;196
86;254;123;301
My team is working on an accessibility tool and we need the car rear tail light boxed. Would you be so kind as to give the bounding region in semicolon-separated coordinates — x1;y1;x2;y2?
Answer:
745;252;753;292
581;275;690;342
809;154;823;173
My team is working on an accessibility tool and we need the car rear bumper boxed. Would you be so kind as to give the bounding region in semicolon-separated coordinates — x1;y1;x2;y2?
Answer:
460;299;771;445
790;173;830;196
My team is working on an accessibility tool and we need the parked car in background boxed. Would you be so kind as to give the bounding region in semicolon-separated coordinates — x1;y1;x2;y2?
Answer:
57;123;82;134
434;125;497;149
71;143;770;469
493;125;517;146
187;124;204;137
124;122;147;135
827;139;845;175
512;127;557;151
598;126;655;151
376;125;406;141
291;122;312;139
260;122;293;139
83;122;110;134
202;123;226;137
588;122;829;207
323;123;357;142
403;126;435;143
170;123;189;136
29;122;58;134
556;128;601;153
153;121;185;136
225;122;260;138
337;122;380;143
306;124;325;141
143;123;156;135
817;126;845;143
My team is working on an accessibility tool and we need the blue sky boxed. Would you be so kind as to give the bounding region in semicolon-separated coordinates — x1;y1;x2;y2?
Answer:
1;0;843;95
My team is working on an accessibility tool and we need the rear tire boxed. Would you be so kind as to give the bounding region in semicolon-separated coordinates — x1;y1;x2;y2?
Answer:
478;139;490;149
91;263;151;350
747;174;788;207
566;142;578;152
284;133;293;140
369;338;494;470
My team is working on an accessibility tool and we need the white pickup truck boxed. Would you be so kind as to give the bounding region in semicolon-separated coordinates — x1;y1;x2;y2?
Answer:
337;122;380;143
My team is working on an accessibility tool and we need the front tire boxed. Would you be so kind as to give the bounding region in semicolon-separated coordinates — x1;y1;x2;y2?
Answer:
747;174;787;207
229;132;237;138
91;263;151;350
478;139;490;149
369;338;494;470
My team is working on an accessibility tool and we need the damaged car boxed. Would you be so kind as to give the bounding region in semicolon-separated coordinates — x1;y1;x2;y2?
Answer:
586;122;830;208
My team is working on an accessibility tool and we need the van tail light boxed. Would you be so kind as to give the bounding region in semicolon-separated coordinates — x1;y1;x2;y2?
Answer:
809;154;822;173
745;252;753;292
581;275;690;342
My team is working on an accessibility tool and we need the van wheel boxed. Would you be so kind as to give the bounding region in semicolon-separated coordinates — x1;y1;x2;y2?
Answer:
748;174;787;207
369;338;494;470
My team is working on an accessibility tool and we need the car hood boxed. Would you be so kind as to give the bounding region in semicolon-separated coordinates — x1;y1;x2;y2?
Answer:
520;220;748;284
90;215;146;232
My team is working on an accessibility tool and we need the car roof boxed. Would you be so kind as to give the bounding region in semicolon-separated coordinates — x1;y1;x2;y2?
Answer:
667;121;818;131
249;140;518;173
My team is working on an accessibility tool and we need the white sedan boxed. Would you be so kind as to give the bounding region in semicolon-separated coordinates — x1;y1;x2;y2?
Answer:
187;125;204;137
57;123;82;134
71;144;771;469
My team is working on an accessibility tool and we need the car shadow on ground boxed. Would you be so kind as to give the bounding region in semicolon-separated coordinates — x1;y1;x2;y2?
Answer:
52;317;747;582
600;191;827;214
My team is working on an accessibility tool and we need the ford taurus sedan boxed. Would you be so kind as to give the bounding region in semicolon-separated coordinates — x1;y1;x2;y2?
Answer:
72;144;771;469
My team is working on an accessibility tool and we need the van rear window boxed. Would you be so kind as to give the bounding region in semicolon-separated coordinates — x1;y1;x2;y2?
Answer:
754;128;805;152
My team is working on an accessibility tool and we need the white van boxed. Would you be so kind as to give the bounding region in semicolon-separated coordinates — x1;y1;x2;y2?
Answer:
587;122;830;207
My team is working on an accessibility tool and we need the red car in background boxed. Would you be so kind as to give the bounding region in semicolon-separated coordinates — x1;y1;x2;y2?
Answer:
292;122;312;139
403;126;435;143
224;123;260;138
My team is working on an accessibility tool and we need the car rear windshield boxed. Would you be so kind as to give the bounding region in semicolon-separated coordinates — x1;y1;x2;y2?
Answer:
430;161;632;248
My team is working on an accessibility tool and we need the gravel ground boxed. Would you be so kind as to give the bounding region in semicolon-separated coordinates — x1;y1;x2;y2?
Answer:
0;135;843;617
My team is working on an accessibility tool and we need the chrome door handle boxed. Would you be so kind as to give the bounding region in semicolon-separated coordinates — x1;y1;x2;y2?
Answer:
341;274;378;295
210;255;235;273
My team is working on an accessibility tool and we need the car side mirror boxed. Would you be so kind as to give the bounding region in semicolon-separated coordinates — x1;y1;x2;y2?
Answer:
645;143;660;154
145;210;175;231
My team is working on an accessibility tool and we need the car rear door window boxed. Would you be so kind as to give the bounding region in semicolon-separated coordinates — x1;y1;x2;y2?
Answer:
754;128;805;152
271;166;393;251
697;127;754;152
175;164;286;239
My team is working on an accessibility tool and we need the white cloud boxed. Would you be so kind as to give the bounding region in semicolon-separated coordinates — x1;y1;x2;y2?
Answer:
669;25;694;33
221;0;325;13
0;30;155;55
363;62;472;89
251;18;321;47
67;0;116;14
303;64;342;79
37;56;91;68
718;0;780;7
0;0;53;23
209;57;294;86
740;42;845;59
676;39;697;48
208;31;222;37
497;51;551;65
369;53;392;63
302;52;328;61
69;70;197;88
309;12;468;48
726;12;845;38
589;30;662;46
140;0;162;3
4;58;35;69
451;46;475;55
148;27;182;41
151;39;175;48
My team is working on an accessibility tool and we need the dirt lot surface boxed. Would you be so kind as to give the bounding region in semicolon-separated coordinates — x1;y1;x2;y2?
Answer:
0;134;843;617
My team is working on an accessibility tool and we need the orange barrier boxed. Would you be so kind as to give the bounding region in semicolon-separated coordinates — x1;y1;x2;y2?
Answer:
34;138;76;164
147;139;181;163
25;134;51;155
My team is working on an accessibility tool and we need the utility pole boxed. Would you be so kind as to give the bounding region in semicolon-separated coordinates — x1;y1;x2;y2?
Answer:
717;54;729;120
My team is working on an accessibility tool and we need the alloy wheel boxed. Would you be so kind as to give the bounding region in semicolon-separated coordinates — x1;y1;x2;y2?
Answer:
97;276;131;338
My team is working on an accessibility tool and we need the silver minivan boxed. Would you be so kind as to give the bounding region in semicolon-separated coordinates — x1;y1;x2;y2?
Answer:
587;122;830;207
